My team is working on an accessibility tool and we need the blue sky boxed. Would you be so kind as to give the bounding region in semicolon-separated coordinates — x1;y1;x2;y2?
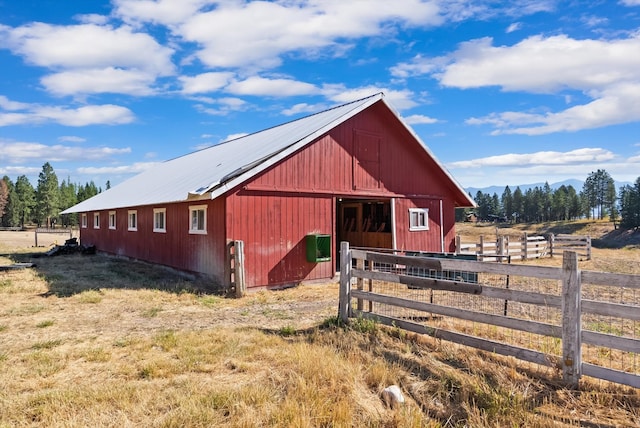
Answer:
1;0;640;190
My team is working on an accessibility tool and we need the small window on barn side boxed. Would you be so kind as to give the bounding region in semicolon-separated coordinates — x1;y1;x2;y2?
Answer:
409;208;429;231
189;205;207;234
81;213;87;228
108;211;116;230
128;210;137;231
93;213;100;229
153;208;166;233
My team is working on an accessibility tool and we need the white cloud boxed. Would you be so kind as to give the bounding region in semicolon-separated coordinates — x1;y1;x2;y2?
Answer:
408;34;640;92
42;67;158;96
403;114;439;125
0;140;131;164
506;22;522;33
217;97;247;108
226;76;318;97
177;0;442;69
180;72;235;94
193;97;248;116
621;0;640;6
322;85;418;110
1;23;174;74
580;15;609;28
0;95;30;111
282;103;328;116
448;148;640;188
0;100;135;127
447;148;615;169
58;136;86;143
389;54;444;79
0;165;41;176
468;82;640;135
439;0;555;23
113;0;209;26
0;22;174;97
75;14;110;25
393;32;640;134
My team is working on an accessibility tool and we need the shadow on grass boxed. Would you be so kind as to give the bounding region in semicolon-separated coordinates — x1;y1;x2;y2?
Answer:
7;250;219;297
535;221;592;235
592;228;640;249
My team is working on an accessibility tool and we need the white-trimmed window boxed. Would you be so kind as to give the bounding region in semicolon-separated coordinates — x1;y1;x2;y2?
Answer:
409;208;429;231
189;205;207;234
93;212;100;229
153;208;166;233
128;210;137;231
81;213;87;228
108;211;116;230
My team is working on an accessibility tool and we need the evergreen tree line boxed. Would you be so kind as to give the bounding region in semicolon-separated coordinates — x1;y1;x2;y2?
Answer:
458;169;640;230
0;162;110;228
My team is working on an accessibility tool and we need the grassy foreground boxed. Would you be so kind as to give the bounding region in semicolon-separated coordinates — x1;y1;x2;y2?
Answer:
1;232;639;426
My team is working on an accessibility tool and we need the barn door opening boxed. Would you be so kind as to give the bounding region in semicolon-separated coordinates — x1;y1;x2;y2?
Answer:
336;199;392;261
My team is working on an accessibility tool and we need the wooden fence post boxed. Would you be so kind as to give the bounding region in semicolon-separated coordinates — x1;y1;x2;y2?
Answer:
497;236;505;260
561;250;581;389
356;257;364;311
522;232;528;261
549;234;555;258
479;235;484;261
339;241;352;323
586;236;592;261
504;235;510;257
455;235;461;254
234;240;246;298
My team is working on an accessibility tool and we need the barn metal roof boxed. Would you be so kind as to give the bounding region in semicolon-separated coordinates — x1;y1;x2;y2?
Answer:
62;93;474;214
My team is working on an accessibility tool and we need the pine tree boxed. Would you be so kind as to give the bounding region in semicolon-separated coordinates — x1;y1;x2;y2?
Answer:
14;176;35;227
59;178;78;226
35;162;60;227
620;178;640;230
0;177;9;224
582;169;616;220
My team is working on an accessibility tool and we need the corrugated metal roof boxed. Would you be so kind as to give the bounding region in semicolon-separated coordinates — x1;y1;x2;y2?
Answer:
62;93;475;213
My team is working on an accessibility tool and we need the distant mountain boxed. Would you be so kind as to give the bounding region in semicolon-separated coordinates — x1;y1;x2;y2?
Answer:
465;179;631;196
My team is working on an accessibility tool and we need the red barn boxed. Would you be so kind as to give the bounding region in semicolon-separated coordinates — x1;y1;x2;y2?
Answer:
62;93;475;290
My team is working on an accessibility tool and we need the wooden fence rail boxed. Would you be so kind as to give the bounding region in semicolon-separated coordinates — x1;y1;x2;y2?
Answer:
339;242;639;389
34;228;73;247
456;233;591;261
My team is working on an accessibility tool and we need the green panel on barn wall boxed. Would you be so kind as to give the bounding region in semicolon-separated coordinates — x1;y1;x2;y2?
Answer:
306;234;331;262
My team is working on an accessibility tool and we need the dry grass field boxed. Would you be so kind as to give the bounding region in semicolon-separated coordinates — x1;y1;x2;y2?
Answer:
1;224;639;427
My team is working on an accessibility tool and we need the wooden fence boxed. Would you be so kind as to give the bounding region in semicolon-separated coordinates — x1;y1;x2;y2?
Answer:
456;233;591;261
34;228;73;247
338;242;639;389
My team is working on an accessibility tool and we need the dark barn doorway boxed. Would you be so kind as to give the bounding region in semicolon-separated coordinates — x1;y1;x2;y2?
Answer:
336;199;393;263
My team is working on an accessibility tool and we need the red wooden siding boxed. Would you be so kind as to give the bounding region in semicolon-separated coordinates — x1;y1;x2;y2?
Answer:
226;191;334;288
79;198;227;285
246;102;462;201
393;198;456;253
